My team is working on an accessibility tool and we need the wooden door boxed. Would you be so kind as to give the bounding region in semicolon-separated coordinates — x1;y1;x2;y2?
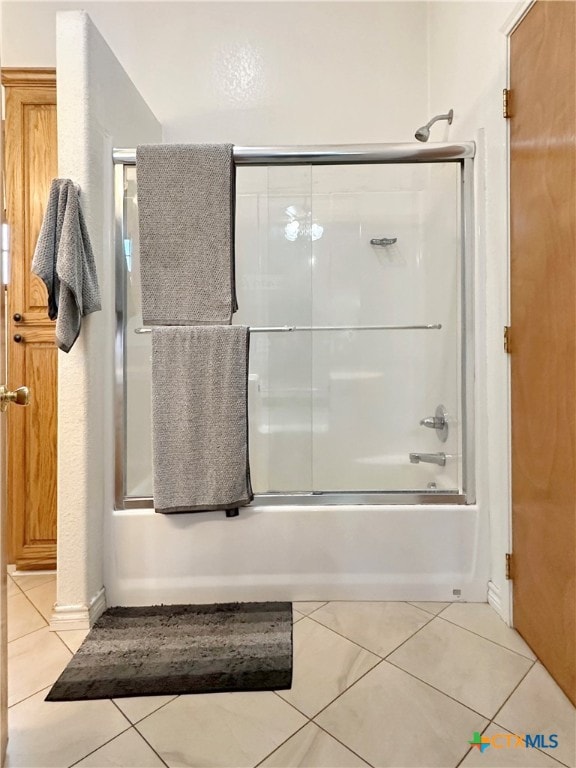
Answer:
2;69;58;570
509;0;575;704
0;58;8;765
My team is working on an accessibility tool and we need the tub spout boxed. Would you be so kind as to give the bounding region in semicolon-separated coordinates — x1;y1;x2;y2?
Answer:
409;452;447;467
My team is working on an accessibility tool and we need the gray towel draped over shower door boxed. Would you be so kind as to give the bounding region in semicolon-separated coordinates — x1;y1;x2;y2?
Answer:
151;326;253;514
138;143;252;515
136;143;237;326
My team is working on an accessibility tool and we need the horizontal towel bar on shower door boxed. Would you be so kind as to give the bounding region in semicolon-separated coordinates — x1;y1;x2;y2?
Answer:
134;324;442;334
113;143;475;166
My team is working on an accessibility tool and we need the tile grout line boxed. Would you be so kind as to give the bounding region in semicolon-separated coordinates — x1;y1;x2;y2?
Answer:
280;609;456;725
383;657;495;721
308;655;490;766
8;685;55;711
53;630;78;656
131;715;178;768
489;658;537;724
302;614;388;658
407;602;451;617
272;610;389;720
10;576;56;595
306;657;387;722
253;716;375;768
8;587;51;634
306;636;520;768
117;699;173;768
483;719;572;768
372;611;538;719
488;660;574;768
7;574;24;597
294;601;328;617
453;719;493;768
437;612;537;661
289;601;456;703
24;581;59;624
7;617;50;648
118;695;180;727
312;720;375;767
10;685;168;768
67;720;135;768
252;720;312;768
303;604;438;661
271;689;314;718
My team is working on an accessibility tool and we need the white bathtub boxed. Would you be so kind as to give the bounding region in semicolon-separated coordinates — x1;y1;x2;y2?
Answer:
104;503;489;606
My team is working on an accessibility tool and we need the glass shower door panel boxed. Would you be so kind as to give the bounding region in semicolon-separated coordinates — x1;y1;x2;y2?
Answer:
235;166;314;493
122;160;464;501
424;162;462;492
124;165;153;498
310;163;461;493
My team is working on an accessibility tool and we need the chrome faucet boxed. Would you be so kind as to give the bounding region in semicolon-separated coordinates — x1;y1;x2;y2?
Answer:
409;452;447;467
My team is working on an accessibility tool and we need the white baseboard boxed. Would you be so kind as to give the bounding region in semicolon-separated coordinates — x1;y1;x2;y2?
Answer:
487;580;504;618
49;587;106;631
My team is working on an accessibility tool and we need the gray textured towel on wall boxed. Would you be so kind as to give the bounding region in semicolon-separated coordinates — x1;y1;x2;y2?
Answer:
137;144;237;326
32;179;101;352
151;326;253;514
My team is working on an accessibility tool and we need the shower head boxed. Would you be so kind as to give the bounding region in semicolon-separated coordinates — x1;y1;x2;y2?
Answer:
415;125;431;142
414;109;454;142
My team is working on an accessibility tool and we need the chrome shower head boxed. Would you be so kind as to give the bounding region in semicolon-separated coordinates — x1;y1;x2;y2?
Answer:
414;109;454;142
415;125;430;142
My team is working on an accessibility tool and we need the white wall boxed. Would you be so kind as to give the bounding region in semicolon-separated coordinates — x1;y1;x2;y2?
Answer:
1;1;520;615
428;0;523;620
2;1;429;143
52;10;161;628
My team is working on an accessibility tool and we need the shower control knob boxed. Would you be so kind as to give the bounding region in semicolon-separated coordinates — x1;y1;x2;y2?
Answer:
420;416;445;429
419;405;449;442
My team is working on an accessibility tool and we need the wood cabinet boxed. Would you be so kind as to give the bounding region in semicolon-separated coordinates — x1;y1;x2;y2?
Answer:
2;68;58;570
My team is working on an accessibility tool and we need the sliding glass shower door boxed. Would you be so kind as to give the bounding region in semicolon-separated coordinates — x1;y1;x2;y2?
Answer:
235;162;463;496
119;156;472;505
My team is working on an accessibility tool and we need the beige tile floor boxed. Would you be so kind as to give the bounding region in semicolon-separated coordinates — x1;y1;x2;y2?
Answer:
6;574;576;768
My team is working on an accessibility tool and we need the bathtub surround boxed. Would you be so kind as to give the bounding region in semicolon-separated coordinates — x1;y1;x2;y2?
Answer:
32;178;101;352
137;143;237;325
151;326;253;514
46;601;292;701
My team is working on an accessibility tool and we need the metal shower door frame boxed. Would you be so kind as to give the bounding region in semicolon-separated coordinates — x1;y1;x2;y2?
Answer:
113;143;476;510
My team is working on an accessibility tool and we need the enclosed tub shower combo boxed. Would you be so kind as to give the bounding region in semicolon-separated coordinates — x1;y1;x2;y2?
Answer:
108;141;486;606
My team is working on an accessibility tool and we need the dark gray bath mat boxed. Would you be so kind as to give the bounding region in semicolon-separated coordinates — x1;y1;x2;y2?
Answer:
46;601;293;701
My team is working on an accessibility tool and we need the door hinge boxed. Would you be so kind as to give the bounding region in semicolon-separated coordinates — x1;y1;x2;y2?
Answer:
504;325;512;353
503;88;512;118
505;553;514;580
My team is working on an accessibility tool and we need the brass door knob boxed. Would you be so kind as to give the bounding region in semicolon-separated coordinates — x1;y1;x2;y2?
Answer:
0;385;30;412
